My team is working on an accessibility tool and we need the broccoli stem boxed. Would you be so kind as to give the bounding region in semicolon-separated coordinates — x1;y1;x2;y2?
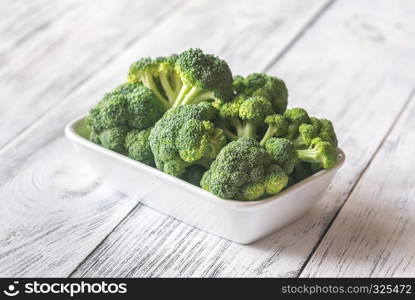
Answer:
296;148;318;164
230;119;244;137
180;86;204;105
172;73;183;95
142;73;170;110
159;71;177;105
173;84;192;107
259;126;277;146
242;123;257;139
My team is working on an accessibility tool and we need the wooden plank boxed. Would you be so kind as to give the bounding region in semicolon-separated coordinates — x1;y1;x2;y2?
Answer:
72;0;415;277
0;0;183;150
0;0;329;277
300;91;415;277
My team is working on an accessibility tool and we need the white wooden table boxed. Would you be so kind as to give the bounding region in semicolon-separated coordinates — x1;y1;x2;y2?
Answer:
1;0;415;278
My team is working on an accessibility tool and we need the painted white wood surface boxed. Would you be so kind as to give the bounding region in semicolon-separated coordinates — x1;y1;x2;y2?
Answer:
301;91;415;277
0;0;183;150
72;0;415;277
0;0;330;276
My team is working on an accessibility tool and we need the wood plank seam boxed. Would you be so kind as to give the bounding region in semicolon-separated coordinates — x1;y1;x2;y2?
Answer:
263;0;335;72
0;0;189;155
65;2;337;277
67;202;144;277
297;86;415;277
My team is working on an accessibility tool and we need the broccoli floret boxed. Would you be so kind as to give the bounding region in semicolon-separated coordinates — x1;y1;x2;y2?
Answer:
219;95;273;139
87;92;128;133
87;82;165;133
296;137;337;169
173;48;233;106
128;49;233;109
265;138;298;174
293;123;319;149
233;73;288;114
283;107;310;140
149;102;227;177
200;137;288;200
128;56;177;108
259;114;288;146
318;118;338;147
123;84;166;130
125;127;155;166
98;126;128;154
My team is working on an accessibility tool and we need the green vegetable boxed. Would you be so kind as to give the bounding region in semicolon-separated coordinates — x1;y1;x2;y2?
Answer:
128;48;233;109
219;95;273;140
149;102;227;177
296;137;337;169
233;73;288;114
265;138;298;174
201;138;289;201
125;127;155;166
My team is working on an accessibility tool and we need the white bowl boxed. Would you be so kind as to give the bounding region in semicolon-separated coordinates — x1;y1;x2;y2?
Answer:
65;116;345;244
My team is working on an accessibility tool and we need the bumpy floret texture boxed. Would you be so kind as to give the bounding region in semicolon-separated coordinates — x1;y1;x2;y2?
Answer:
201;138;289;200
149;102;227;177
265;138;298;175
125;127;155;166
233;73;288;114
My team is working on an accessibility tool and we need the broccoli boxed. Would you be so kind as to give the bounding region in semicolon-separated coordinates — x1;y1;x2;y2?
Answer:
149;102;227;177
293;117;338;149
265;138;298;174
87;82;165;132
296;137;337;169
318;118;338;147
283;107;310;140
124;127;155;166
233;73;288;114
293;123;319;149
200;137;289;200
219;95;273;139
128;48;233;109
259;114;288;146
97;126;129;154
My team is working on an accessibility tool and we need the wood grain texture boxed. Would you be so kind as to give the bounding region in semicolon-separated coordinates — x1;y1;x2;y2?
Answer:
300;91;415;277
72;0;415;277
0;0;183;150
0;0;329;277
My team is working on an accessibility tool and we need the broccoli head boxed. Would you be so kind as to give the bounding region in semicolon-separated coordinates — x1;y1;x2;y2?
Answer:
128;49;233;109
296;137;337;169
124;127;155;166
233;73;288;114
87;82;165;133
318;118;338;147
259;114;288;146
95;126;129;154
149;102;227;177
293;123;319;149
200;137;289;200
265;138;298;174
219;95;273;139
283;107;311;140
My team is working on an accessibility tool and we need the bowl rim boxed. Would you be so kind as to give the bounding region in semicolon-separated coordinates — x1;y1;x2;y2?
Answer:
65;115;345;209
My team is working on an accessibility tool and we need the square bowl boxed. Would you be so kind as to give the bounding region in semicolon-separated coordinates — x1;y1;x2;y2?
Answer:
65;116;345;244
